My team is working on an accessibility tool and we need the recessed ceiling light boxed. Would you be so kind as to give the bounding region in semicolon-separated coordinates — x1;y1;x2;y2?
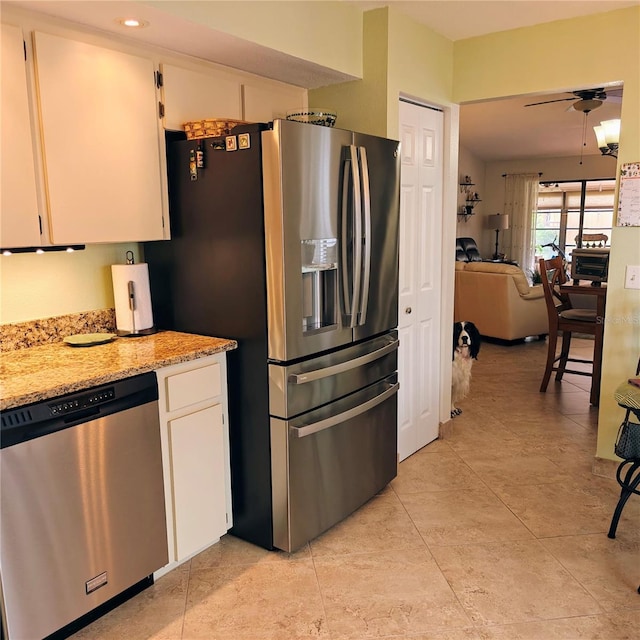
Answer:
116;18;149;29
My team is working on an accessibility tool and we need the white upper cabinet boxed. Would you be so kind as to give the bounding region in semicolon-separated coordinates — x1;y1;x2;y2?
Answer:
242;82;306;123
32;31;166;244
160;63;242;131
159;62;306;130
1;23;41;248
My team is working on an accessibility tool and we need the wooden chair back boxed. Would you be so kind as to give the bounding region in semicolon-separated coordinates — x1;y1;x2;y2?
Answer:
575;233;608;248
538;256;570;330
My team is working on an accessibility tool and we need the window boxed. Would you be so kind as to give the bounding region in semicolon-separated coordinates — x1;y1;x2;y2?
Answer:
534;179;615;264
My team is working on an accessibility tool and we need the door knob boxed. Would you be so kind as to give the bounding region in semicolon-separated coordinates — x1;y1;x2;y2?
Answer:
405;307;412;314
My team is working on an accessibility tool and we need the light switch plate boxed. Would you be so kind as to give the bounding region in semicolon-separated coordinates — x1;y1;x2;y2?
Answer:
625;265;640;289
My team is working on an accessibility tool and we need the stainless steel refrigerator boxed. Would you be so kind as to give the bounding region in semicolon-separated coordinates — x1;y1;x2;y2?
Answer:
144;119;400;552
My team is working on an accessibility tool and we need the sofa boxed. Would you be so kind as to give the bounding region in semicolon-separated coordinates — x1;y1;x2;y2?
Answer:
454;261;549;341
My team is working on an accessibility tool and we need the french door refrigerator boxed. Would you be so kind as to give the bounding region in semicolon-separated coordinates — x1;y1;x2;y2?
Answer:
144;119;400;552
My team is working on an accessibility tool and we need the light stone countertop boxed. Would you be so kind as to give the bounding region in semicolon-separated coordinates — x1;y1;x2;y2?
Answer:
0;331;237;410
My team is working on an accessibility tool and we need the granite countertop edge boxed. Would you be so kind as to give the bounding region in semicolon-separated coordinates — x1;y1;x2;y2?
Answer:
1;330;237;411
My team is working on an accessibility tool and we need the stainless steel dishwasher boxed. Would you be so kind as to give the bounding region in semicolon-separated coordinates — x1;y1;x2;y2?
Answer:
0;372;168;640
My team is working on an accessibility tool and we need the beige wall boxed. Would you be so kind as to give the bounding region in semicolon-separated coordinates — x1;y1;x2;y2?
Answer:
453;6;640;461
144;0;363;79
456;146;486;249
0;244;139;324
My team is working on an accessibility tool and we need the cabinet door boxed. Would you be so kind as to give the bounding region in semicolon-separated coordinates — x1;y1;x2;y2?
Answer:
160;64;242;132
243;82;306;122
1;23;41;248
32;31;165;244
169;404;227;560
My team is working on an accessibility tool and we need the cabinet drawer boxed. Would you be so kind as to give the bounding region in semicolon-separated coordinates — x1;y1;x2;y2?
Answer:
165;363;221;412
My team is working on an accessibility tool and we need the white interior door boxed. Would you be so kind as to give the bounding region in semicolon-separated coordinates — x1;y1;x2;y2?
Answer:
397;100;444;461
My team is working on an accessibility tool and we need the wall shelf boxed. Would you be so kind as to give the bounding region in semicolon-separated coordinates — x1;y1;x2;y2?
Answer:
458;176;481;221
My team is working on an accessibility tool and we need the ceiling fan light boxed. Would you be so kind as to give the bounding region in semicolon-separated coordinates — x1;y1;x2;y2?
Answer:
573;99;602;113
602;118;621;144
593;124;608;149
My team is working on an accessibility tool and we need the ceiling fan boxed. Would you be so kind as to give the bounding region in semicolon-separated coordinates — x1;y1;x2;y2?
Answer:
524;88;622;113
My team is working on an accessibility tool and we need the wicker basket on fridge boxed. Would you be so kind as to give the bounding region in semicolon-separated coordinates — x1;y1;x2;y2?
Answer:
183;119;248;140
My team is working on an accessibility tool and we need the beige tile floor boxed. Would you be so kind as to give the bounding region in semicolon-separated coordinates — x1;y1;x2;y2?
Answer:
72;337;639;640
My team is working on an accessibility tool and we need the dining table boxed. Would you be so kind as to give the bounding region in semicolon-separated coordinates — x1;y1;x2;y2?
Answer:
559;281;607;405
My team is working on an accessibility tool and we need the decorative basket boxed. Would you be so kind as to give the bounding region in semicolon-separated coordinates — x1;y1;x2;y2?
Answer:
183;119;248;140
286;109;337;127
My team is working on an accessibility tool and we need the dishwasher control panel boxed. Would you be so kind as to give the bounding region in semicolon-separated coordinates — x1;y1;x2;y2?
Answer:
2;372;158;450
49;387;116;415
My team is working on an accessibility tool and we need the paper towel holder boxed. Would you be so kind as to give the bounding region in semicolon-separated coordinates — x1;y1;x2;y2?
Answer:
113;252;158;337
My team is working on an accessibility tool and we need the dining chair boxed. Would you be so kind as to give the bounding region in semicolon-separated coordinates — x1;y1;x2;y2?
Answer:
608;357;640;595
538;256;598;393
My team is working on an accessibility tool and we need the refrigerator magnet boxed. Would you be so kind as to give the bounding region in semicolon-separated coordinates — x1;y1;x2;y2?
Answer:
225;135;237;151
238;133;251;150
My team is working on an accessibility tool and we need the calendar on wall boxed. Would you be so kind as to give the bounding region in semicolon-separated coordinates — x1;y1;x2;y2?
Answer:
617;162;640;226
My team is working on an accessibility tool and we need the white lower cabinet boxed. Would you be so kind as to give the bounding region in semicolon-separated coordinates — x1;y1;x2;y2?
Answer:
155;354;232;573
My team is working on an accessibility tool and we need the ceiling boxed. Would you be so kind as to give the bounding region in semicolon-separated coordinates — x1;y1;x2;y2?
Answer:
351;1;639;41
459;88;623;162
6;1;632;161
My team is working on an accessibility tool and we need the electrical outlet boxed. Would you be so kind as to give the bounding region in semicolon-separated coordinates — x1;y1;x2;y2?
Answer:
625;265;640;289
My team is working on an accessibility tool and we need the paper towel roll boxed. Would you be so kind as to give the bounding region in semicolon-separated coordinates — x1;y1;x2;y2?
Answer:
111;263;155;334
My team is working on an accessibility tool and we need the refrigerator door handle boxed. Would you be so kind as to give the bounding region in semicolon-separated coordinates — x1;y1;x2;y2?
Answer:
341;156;351;319
288;339;399;384
289;382;399;438
341;145;362;328
358;146;372;325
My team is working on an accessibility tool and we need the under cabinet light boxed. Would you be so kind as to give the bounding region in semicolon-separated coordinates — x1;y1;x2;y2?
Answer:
0;245;85;255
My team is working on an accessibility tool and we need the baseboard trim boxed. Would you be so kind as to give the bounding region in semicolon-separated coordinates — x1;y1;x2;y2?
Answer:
439;420;454;440
592;456;619;479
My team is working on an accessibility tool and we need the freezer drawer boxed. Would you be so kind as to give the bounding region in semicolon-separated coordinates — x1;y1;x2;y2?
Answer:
270;374;398;552
268;331;398;419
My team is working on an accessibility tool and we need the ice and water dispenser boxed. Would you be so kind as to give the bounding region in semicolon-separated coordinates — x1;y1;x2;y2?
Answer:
301;239;337;332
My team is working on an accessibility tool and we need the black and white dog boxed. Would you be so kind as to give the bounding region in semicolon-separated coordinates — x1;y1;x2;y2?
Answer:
451;321;481;418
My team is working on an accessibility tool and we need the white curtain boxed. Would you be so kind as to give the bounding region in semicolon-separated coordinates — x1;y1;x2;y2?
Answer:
503;173;540;271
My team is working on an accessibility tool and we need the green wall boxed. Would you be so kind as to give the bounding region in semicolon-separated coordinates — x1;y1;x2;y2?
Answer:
310;6;455;138
309;9;390;137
